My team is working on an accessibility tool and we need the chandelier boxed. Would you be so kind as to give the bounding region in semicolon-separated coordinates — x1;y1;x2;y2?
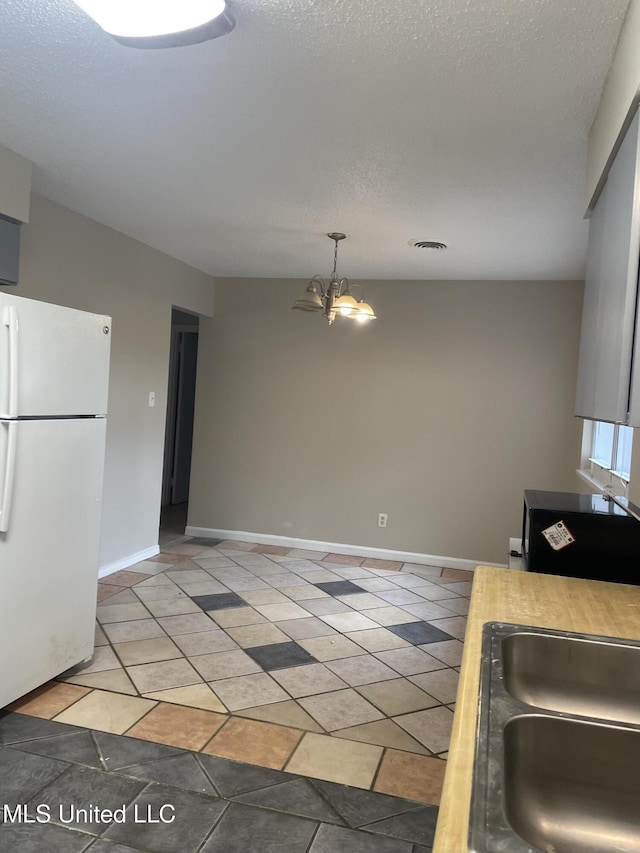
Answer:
292;233;377;325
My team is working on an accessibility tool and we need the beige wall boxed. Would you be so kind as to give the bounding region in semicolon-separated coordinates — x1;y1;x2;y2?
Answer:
0;196;591;566
189;278;583;565
0;195;214;569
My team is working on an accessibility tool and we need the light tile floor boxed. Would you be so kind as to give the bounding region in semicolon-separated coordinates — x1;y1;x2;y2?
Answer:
7;532;471;808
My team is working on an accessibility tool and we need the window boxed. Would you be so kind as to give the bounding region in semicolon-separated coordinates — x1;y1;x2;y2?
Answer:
591;421;616;468
580;419;633;493
614;423;634;480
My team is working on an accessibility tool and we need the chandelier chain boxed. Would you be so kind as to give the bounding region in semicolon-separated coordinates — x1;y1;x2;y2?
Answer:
332;237;339;281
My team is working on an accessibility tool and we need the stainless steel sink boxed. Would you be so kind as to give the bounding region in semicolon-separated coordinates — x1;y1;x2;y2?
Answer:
504;715;640;853
470;623;640;853
502;631;640;725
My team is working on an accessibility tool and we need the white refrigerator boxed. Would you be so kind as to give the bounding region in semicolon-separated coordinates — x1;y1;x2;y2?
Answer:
0;293;111;708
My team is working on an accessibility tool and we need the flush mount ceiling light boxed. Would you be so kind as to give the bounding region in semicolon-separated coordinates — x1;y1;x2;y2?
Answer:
292;233;377;326
72;0;235;48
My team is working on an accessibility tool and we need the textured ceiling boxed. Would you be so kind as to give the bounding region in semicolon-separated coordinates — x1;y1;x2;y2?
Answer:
0;0;631;279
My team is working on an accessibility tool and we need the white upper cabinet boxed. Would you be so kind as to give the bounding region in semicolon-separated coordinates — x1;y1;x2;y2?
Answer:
575;109;640;425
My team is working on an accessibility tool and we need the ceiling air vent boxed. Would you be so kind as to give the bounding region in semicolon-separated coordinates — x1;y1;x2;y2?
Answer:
412;240;447;250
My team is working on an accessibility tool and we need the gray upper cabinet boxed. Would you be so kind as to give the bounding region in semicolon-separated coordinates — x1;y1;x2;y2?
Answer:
0;216;20;285
575;108;640;425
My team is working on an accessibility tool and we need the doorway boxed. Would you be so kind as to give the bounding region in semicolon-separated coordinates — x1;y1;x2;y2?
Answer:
160;308;199;538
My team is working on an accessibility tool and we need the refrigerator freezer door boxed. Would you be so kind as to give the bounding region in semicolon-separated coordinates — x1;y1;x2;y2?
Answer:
0;293;111;417
0;417;106;707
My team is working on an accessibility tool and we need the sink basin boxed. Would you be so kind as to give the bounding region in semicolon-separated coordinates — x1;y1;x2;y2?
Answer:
502;631;640;725
504;715;640;853
469;623;640;853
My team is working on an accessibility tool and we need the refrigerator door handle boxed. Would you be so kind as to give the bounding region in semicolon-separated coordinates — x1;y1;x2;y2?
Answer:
0;420;17;533
1;305;19;419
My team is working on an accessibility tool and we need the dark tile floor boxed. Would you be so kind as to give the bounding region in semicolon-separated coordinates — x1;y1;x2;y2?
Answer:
0;711;437;852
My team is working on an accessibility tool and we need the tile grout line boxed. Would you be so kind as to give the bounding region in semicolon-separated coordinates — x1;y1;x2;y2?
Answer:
367;742;388;795
118;698;161;738
197;711;236;753
280;725;309;777
50;686;98;721
302;820;323;853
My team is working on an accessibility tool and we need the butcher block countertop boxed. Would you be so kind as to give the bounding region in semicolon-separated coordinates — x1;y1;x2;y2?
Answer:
432;565;640;853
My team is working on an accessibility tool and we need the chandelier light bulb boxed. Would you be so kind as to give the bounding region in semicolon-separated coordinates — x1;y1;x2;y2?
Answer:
333;293;359;316
350;300;376;322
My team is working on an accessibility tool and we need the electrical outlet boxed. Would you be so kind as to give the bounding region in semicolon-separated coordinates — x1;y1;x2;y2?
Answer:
378;512;388;528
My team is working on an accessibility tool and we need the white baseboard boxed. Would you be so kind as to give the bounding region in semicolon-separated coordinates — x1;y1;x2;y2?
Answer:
185;526;506;572
99;545;160;579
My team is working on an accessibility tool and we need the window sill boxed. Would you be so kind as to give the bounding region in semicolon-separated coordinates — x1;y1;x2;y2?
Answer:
577;468;629;497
